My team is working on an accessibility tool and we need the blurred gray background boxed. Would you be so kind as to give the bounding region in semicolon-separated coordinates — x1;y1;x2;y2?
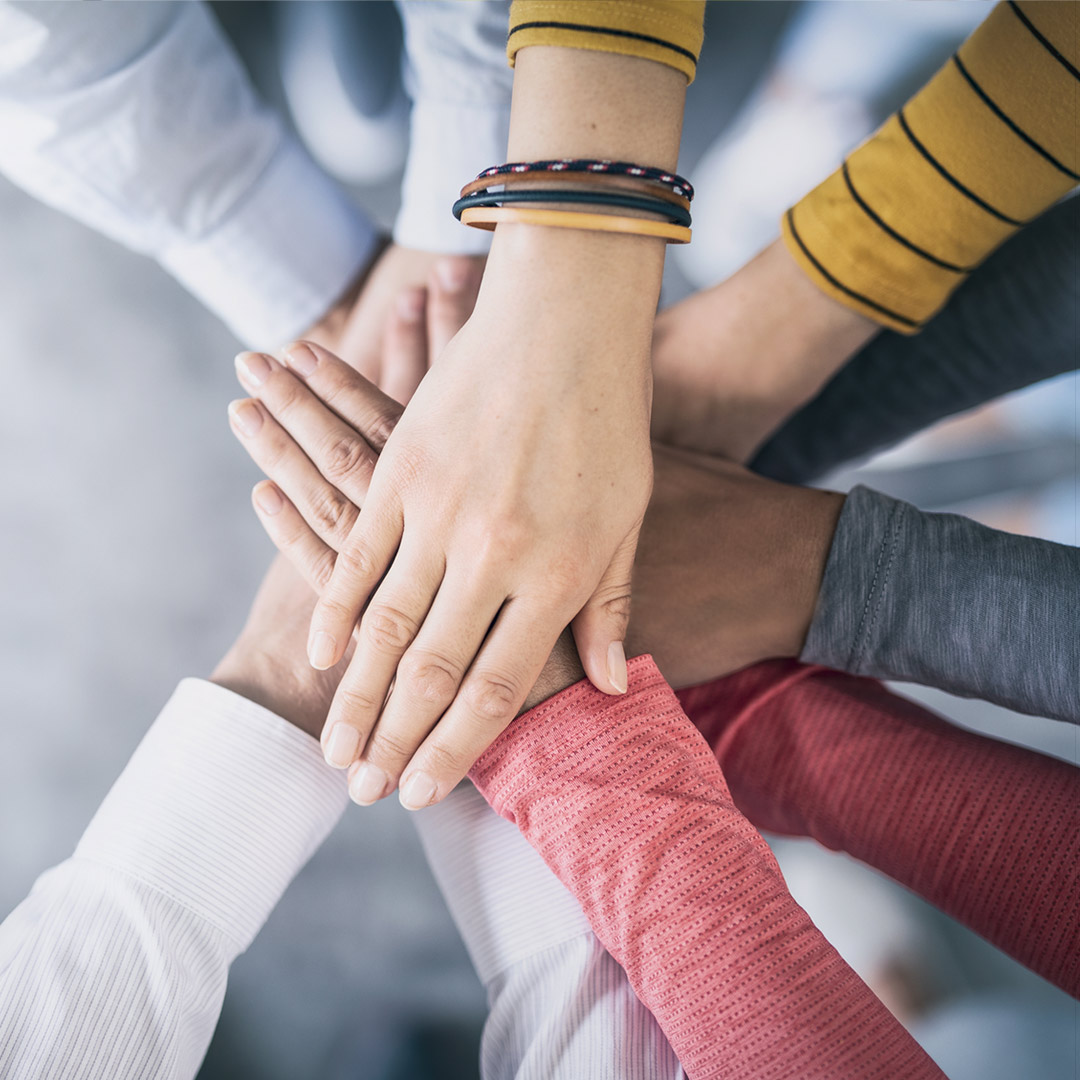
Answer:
0;4;1075;1078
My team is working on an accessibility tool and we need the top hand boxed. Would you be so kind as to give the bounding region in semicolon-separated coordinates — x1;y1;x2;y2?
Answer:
229;314;842;807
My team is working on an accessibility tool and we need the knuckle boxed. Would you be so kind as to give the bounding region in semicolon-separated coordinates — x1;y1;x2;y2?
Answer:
464;674;520;725
338;540;378;582
400;650;461;705
365;727;418;765
321;434;372;485
334;685;382;720
420;739;471;778
366;410;399;451
363;604;418;652
309;549;336;590
310;490;354;535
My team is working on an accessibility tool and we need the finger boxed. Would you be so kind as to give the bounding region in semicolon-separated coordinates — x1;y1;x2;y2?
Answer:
319;542;444;769
345;574;509;805
570;527;639;695
379;288;429;405
308;494;403;671
280;340;404;450
235;351;381;505
228;397;359;550
250;481;337;593
396;598;561;810
427;257;483;358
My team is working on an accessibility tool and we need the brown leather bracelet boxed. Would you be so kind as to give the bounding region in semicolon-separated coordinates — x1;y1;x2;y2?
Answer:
459;169;691;212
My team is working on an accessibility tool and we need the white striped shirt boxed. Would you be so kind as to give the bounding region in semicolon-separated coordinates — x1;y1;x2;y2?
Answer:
0;679;681;1079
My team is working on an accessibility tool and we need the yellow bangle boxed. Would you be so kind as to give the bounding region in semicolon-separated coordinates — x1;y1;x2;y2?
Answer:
459;206;691;244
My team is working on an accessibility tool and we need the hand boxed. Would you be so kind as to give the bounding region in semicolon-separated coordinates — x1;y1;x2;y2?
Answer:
303;242;484;399
228;343;842;803
211;556;353;741
651;238;879;463
629;446;843;688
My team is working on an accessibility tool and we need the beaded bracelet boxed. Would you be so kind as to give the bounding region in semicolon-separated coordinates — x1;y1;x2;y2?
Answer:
460;206;691;244
453;187;692;228
459;170;691;212
475;159;694;201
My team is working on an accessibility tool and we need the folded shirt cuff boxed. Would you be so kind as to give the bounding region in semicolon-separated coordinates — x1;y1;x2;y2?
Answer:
75;678;348;953
393;97;511;254
159;138;378;349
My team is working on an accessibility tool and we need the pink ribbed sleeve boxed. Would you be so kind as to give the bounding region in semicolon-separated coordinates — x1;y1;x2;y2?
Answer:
679;661;1080;998
469;655;941;1080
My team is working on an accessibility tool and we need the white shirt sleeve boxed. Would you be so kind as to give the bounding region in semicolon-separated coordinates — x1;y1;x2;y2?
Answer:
0;679;348;1080
412;782;685;1080
0;1;377;348
393;1;513;254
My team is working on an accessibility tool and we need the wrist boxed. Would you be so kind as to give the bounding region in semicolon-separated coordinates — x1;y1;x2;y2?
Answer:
210;648;330;742
776;488;846;657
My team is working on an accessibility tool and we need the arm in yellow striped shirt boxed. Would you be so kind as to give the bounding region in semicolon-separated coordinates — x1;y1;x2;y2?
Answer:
508;1;706;84
784;1;1078;333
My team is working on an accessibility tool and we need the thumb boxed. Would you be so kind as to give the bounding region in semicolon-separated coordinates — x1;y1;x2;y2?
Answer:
571;528;639;696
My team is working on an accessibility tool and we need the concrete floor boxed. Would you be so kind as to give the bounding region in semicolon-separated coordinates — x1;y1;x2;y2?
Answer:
0;4;1075;1079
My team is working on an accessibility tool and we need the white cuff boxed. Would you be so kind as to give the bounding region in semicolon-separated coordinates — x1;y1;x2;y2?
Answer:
393;98;511;255
159;139;379;349
412;781;591;985
76;678;348;952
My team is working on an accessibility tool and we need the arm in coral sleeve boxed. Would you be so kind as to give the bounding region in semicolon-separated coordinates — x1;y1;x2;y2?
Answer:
784;1;1078;332
470;656;943;1080
679;662;1080;998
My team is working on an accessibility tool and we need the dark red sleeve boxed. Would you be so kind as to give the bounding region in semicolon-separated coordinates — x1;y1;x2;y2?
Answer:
679;661;1080;998
470;655;942;1080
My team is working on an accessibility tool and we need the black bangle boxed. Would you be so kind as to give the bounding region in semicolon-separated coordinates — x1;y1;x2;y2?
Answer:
452;187;692;228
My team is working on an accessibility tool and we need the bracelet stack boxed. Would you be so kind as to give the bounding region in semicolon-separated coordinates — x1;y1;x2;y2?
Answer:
455;159;693;244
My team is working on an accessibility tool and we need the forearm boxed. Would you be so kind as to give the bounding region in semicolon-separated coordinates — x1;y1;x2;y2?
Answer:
681;661;1080;995
479;42;688;337
752;192;1080;484
470;657;941;1079
0;680;346;1079
803;486;1080;723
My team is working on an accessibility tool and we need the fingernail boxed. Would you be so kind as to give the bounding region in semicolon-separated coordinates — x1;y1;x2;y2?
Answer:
253;483;283;515
235;351;271;388
396;288;425;323
348;762;389;805
228;399;263;437
436;258;468;293
324;723;360;769
308;629;337;670
284;342;318;376
607;641;628;694
399;771;437;811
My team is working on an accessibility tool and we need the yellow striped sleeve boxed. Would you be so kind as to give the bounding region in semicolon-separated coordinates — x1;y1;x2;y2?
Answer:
508;1;706;84
783;1;1079;334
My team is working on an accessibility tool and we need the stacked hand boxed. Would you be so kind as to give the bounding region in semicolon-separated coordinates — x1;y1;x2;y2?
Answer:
229;276;843;808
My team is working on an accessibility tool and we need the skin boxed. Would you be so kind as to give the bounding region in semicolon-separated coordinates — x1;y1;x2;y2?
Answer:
228;279;842;809
651;237;880;463
282;48;688;813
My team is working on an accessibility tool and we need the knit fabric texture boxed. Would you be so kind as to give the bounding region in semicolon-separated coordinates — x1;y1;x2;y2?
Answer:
679;660;1080;998
471;656;942;1080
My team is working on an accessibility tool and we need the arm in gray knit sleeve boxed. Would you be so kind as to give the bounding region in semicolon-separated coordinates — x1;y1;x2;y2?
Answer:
802;485;1079;724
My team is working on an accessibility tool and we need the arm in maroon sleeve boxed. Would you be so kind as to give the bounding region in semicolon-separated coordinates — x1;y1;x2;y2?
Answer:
678;661;1080;998
469;655;942;1080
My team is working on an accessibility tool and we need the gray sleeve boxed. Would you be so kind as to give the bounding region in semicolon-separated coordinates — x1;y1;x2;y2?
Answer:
801;486;1079;723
